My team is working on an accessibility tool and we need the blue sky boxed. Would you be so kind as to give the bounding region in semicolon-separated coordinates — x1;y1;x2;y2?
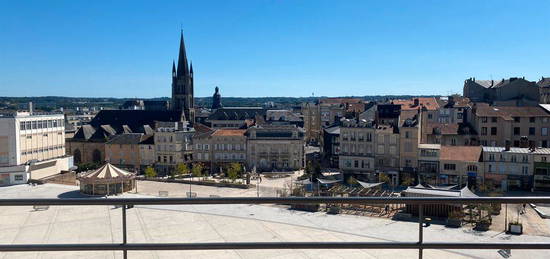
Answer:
1;0;549;98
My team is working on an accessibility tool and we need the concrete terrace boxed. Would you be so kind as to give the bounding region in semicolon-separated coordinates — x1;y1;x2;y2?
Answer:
1;184;550;258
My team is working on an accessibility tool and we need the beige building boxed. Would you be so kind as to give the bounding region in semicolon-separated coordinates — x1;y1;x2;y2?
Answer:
470;104;550;147
0;111;71;185
439;146;483;186
339;119;376;180
481;146;532;191
418;144;440;185
194;129;247;174
246;125;304;171
154;122;194;176
301;102;322;144
399;112;421;178
105;133;153;172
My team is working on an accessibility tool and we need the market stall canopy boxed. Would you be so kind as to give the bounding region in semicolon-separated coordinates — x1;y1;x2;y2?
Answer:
316;178;342;185
295;179;312;185
428;184;457;190
79;163;135;183
356;180;384;189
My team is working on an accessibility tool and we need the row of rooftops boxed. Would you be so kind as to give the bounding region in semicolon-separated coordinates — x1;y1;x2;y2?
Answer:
473;103;550;119
466;76;550;89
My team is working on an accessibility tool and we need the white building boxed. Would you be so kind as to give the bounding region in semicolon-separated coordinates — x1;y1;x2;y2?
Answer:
0;111;72;186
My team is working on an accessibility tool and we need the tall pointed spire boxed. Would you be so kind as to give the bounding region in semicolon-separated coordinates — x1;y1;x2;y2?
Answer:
172;60;176;77
176;30;189;77
190;61;193;74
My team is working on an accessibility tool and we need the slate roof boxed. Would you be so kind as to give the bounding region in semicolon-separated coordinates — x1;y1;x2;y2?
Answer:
482;146;531;154
106;133;145;145
324;125;340;135
90;110;184;132
207;107;266;121
538;77;550;88
475;105;550;119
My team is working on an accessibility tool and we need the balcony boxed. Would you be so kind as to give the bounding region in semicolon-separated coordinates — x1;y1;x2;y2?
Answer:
1;196;549;258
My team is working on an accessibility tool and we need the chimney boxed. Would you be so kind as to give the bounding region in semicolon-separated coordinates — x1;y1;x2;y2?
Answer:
28;102;33;115
529;140;536;152
505;140;511;151
413;98;419;107
520;136;529;148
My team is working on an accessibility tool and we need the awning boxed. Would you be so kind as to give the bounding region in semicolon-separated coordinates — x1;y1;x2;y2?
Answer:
316;178;342;185
428;184;457;190
357;180;384;189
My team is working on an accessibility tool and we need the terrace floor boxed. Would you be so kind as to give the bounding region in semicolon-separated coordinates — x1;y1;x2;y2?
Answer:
1;183;550;258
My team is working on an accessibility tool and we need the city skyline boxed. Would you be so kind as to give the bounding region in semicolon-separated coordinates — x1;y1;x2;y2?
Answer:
1;0;550;98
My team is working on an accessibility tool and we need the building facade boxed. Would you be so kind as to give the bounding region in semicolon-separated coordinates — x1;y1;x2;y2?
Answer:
154;121;194;175
482;146;532;191
339;119;376;180
246;125;304;171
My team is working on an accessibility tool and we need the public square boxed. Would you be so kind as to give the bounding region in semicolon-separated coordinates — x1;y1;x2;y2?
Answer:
1;183;550;259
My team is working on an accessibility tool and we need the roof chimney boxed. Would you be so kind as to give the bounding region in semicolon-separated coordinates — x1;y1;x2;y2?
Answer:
505;140;511;151
520;136;529;148
413;98;419;107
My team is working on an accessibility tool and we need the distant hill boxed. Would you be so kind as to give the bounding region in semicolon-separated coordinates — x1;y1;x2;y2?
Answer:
0;95;441;112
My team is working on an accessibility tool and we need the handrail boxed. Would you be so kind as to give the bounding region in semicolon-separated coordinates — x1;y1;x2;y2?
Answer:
0;196;549;206
1;196;549;259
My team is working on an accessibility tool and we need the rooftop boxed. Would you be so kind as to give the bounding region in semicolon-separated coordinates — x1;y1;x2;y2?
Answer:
212;129;247;137
440;145;481;162
475;105;550;119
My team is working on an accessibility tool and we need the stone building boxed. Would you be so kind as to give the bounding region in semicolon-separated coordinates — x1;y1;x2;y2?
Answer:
338;119;376;180
469;104;550;147
439;145;483;187
533;148;550;191
482;145;532;191
399;112;421;181
538;77;550;104
154;121;194;176
301;102;321;144
375;125;400;185
246;125;304;171
321;125;340;168
105;133;153;172
194;129;247;174
417;144;440;185
463;77;540;106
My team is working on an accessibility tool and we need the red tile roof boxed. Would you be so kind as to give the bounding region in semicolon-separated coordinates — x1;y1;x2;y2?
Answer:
440;146;481;162
393;97;440;111
212;129;247;136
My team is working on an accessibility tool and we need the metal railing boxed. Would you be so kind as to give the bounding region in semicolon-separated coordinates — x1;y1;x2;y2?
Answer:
2;197;550;258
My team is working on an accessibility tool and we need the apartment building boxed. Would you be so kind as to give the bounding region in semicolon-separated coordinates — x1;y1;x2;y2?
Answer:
321;125;340;168
533;148;550;191
194;129;247;174
302;102;322;144
470;104;550;147
246;125;304;171
418;144;440;185
399;113;421;179
439;146;483;187
0;111;71;185
154;121;194;175
339;119;376;180
375;125;400;184
482;145;532;191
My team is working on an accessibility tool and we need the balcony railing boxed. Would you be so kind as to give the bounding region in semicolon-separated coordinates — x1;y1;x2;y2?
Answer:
1;197;550;259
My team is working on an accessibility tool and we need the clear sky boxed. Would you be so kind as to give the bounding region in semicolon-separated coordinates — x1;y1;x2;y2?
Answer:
1;0;550;98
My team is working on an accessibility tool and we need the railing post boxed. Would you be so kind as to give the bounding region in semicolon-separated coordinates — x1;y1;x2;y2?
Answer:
418;204;423;259
122;205;127;259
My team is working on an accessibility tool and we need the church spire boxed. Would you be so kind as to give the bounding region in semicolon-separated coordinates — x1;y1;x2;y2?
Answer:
176;30;189;77
172;60;176;78
190;61;193;75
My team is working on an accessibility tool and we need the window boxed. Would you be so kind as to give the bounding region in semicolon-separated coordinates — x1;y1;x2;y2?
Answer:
514;117;520;123
529;127;536;136
491;117;497;123
405;131;410;138
543;157;547;162
377;145;385;154
489;154;495;161
530;117;535;123
31;121;37;129
514;140;520;147
514;127;520;135
481;117;488;123
522;166;529;175
443;163;456;170
488;164;493;172
20;122;26;130
481;127;487;135
450;138;456;146
467;165;477;172
14;175;24;181
366;133;372;142
428;114;433;120
354;160;359;168
490;127;497;136
543;128;549;136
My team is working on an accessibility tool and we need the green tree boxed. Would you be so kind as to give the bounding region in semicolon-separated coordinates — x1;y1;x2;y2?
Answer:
347;176;358;185
176;163;190;178
191;163;203;180
227;163;242;183
144;166;157;178
401;176;414;187
379;173;391;184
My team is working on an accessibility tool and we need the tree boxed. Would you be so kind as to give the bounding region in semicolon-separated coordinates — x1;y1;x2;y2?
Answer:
347;176;358;185
191;163;203;180
144;166;157;178
227;163;242;183
379;173;391;185
401;176;414;187
176;163;190;178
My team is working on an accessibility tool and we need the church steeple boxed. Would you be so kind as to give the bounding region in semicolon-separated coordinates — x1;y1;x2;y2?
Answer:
176;30;189;78
172;60;176;78
171;30;195;124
